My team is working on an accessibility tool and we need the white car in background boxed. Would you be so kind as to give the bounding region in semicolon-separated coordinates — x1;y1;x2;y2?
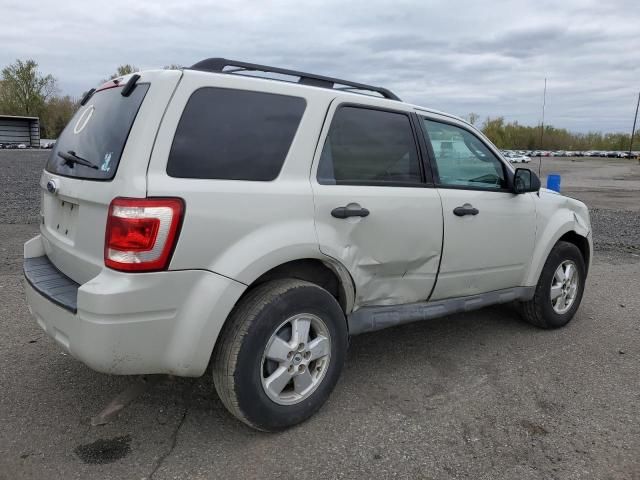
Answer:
504;151;531;163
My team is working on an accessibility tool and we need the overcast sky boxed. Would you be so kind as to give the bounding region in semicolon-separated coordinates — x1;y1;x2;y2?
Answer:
2;0;639;133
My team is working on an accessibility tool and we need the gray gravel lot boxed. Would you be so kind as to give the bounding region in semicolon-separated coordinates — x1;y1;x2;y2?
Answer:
1;150;639;479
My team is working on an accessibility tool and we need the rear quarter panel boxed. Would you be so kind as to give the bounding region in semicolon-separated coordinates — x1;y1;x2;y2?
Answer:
146;71;335;284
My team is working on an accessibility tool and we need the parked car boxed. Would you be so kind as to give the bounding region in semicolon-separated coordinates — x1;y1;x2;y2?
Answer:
17;143;27;149
24;59;592;431
504;152;531;163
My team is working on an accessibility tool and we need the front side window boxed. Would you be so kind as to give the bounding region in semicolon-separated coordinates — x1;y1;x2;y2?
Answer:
318;106;422;186
422;119;506;190
167;88;306;181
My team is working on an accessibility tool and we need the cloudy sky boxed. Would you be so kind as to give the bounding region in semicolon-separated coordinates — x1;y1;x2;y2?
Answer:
2;0;639;132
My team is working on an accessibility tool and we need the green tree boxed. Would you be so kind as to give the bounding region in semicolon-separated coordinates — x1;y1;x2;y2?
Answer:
477;116;637;152
481;117;507;148
107;64;139;81
41;95;79;138
0;59;57;116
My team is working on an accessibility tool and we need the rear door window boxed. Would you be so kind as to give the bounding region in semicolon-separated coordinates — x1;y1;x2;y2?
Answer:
317;106;422;186
46;84;149;180
167;88;306;181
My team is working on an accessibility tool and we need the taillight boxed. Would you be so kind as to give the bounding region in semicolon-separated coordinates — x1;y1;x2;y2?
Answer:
105;197;184;272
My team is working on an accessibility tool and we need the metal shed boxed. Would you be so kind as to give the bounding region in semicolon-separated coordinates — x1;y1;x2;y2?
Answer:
0;115;40;147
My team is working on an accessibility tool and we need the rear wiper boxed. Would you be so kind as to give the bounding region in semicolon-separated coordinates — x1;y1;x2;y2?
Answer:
57;150;99;170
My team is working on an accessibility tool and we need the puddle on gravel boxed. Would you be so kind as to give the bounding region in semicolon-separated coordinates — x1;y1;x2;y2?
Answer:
74;435;131;464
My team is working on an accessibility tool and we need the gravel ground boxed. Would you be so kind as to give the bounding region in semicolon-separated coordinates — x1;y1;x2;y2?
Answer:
0;151;44;225
590;208;640;255
1;150;639;479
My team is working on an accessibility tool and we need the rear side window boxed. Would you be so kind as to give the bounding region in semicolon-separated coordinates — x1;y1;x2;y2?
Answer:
317;106;421;186
46;84;149;180
167;88;306;181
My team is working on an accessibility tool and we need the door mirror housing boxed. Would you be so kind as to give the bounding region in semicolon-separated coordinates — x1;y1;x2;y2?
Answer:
513;168;541;194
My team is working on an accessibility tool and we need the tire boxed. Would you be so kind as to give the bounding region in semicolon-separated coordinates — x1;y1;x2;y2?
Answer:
520;241;586;329
212;279;348;431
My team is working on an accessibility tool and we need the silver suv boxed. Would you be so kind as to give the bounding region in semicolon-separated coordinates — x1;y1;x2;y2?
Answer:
24;58;592;431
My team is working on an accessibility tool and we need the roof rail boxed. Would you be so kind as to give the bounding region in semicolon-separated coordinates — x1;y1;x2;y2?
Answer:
189;58;401;101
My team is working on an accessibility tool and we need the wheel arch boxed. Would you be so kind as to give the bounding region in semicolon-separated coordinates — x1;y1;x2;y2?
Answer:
525;212;591;286
557;230;591;275
247;257;356;314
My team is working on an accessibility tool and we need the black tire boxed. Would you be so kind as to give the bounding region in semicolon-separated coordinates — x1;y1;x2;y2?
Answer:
520;241;586;329
212;279;348;431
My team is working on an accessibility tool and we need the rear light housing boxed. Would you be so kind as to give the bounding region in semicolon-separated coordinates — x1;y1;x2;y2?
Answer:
105;197;184;272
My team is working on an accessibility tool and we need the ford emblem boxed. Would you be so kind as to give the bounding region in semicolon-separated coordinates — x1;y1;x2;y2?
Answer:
46;179;58;195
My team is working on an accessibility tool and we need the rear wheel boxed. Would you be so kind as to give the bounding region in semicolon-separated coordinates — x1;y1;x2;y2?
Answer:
213;279;348;431
520;241;586;329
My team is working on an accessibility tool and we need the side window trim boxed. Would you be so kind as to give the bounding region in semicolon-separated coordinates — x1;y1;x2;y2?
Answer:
317;102;429;188
418;115;513;192
409;112;434;186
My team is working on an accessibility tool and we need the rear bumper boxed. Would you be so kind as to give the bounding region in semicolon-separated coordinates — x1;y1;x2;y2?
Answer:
24;235;246;377
24;256;80;313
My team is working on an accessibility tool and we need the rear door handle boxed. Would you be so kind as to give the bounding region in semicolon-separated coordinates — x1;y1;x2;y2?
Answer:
453;203;479;216
331;205;370;219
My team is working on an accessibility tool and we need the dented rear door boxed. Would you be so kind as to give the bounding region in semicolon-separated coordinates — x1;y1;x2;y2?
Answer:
311;99;443;307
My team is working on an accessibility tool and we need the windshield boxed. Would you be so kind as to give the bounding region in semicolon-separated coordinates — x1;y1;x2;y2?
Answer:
45;84;149;180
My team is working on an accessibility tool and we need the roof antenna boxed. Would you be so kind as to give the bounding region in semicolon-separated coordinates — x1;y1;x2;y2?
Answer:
538;77;547;182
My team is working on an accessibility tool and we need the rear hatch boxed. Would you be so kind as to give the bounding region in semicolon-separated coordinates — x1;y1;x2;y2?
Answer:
39;70;182;284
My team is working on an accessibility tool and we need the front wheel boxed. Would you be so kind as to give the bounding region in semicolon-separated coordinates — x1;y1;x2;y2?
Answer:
212;279;348;431
520;241;586;329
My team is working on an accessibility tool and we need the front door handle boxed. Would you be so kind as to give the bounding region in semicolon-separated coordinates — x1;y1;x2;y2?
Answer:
453;203;479;216
331;205;370;219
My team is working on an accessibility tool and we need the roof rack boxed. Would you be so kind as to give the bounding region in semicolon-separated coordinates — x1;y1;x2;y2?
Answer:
189;58;401;101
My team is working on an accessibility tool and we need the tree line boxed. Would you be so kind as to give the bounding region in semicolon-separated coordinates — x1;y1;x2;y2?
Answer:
472;115;638;152
0;59;637;151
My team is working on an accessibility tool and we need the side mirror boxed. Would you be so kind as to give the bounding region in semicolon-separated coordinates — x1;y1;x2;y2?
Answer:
513;168;541;194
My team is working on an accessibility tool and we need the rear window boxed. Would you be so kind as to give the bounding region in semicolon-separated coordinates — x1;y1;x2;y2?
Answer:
46;84;149;180
167;88;306;181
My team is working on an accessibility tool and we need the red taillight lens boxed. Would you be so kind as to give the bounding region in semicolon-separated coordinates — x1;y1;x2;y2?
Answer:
108;217;160;251
105;197;184;272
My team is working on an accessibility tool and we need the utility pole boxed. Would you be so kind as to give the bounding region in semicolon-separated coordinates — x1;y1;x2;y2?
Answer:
538;78;547;178
629;91;640;161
